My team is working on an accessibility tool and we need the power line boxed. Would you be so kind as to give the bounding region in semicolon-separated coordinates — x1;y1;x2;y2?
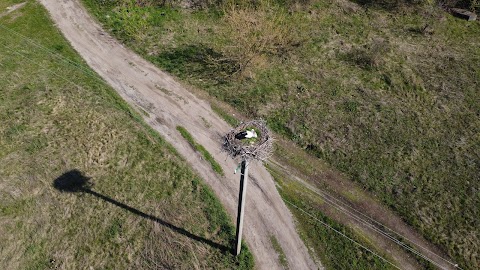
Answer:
0;35;402;268
271;160;461;269
0;41;97;97
299;182;457;269
305;181;460;268
283;198;402;270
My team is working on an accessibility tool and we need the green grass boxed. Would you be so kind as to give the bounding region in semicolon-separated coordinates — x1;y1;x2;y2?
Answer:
0;1;252;269
211;104;240;127
270;235;288;269
81;0;479;268
176;126;225;176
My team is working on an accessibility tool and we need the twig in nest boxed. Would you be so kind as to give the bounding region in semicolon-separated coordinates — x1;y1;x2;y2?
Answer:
222;119;274;162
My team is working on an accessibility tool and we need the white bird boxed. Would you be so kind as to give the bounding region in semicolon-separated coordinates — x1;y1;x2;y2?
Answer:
235;129;257;140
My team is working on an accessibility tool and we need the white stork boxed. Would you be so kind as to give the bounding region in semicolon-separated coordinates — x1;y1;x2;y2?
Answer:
235;129;257;140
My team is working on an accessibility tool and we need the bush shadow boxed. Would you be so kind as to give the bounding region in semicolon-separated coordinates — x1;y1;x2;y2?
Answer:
153;44;239;85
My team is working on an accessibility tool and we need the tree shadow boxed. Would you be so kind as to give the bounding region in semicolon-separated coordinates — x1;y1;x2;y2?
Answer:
53;169;230;253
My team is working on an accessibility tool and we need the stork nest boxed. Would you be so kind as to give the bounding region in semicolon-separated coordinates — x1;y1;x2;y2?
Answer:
223;119;273;161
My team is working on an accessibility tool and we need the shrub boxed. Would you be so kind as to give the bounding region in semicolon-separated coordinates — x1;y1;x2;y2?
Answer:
212;3;304;75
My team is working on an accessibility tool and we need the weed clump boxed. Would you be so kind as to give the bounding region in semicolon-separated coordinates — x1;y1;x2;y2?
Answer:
346;38;391;70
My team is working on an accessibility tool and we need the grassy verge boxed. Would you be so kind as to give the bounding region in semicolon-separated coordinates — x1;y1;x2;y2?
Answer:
0;1;252;269
211;104;240;127
270;235;288;269
81;0;479;268
176;126;225;176
266;164;399;269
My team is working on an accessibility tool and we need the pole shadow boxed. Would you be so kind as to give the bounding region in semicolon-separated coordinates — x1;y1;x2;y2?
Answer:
53;169;229;253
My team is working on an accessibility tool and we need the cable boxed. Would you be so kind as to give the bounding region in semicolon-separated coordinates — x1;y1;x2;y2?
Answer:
307;182;459;267
0;42;98;98
293;176;462;269
304;186;451;269
271;161;461;269
283;198;402;270
1;38;456;269
0;37;401;269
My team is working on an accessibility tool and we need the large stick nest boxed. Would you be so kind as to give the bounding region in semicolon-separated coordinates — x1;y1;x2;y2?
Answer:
223;119;273;161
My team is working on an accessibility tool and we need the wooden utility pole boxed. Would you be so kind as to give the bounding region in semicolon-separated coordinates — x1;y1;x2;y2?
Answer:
235;159;249;256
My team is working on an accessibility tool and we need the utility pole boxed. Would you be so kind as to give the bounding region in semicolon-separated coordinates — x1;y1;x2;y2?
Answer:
223;120;273;256
235;159;249;256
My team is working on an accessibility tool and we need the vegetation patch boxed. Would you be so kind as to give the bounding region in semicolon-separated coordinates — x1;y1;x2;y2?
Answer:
177;126;225;176
270;235;289;269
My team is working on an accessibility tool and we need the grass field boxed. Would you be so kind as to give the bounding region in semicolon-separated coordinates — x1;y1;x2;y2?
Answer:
82;0;479;268
0;1;253;269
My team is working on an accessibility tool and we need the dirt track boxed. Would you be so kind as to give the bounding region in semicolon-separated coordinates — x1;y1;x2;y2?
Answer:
38;0;320;269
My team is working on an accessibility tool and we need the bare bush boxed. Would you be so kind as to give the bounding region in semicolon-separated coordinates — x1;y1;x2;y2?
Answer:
212;4;304;75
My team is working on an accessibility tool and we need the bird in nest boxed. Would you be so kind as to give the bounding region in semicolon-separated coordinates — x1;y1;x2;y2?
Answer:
235;129;258;140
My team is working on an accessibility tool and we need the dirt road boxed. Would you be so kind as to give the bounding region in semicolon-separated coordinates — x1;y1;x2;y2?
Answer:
38;0;319;269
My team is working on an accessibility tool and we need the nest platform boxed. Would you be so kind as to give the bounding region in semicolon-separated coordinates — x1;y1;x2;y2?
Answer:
223;119;273;162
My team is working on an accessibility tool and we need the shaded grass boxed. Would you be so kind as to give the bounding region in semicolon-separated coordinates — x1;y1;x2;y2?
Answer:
82;0;479;268
177;126;225;176
0;1;252;269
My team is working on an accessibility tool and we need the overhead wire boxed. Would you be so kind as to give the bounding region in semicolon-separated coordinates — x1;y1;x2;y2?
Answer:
283;198;402;270
305;181;460;267
0;35;406;269
297;180;459;269
0;40;97;98
0;23;104;82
